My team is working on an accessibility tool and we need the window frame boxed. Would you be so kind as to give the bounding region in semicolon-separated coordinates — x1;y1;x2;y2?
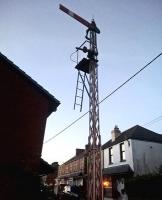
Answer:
109;147;113;164
120;142;126;162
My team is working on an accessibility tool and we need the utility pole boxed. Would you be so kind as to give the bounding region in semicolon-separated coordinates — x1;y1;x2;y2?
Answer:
59;4;102;200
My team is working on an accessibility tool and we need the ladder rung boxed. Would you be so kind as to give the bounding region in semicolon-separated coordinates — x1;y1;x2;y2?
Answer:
77;88;83;91
75;103;81;106
76;96;82;98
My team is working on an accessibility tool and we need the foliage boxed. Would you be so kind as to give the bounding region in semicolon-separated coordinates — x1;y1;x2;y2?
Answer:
125;172;162;198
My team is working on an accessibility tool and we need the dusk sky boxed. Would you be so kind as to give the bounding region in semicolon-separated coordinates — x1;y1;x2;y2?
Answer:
1;0;162;164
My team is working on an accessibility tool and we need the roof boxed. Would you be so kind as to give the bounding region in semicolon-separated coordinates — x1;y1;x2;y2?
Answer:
0;52;60;112
103;164;133;175
62;150;85;165
0;159;56;175
102;125;162;150
39;158;57;175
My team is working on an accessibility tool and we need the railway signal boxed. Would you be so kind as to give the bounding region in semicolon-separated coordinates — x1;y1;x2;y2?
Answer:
59;4;102;200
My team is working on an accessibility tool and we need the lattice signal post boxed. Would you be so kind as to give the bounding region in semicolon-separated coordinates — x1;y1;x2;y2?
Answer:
59;4;102;200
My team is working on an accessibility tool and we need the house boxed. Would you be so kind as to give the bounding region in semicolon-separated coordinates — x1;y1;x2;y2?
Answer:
42;162;59;194
57;148;87;196
39;159;57;176
102;125;162;199
0;52;60;200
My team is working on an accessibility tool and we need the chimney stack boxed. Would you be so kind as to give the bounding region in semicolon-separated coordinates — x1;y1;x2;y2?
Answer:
111;125;121;142
76;148;84;156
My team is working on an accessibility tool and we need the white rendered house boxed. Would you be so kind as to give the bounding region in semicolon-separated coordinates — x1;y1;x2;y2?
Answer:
102;125;162;199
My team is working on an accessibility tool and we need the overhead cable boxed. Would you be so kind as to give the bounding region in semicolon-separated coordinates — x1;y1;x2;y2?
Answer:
44;53;162;144
142;116;162;127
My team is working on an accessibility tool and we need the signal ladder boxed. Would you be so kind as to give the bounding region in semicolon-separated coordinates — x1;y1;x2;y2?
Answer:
74;71;86;112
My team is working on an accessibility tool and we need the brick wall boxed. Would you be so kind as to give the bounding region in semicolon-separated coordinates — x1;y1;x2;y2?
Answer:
58;156;85;177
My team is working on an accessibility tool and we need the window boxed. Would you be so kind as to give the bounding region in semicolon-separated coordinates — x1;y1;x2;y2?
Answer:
103;176;112;198
69;163;72;173
109;147;113;164
120;142;126;161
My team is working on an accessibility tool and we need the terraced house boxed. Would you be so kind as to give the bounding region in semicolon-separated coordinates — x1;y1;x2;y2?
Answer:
56;148;87;193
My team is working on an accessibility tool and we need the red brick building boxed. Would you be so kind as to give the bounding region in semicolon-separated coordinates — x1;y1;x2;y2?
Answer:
0;53;60;200
56;148;87;195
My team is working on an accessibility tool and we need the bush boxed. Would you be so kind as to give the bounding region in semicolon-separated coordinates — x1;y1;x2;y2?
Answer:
125;173;162;198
